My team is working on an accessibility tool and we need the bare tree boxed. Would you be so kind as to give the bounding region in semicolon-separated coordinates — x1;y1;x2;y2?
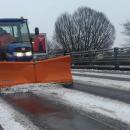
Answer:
54;7;115;52
55;13;76;52
123;21;130;36
47;35;64;56
122;20;130;46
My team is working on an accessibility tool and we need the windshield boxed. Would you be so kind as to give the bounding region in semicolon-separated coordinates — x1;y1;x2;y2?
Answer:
0;22;30;44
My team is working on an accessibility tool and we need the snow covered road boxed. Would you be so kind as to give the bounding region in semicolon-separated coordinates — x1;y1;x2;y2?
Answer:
33;85;130;129
72;69;130;103
73;69;130;75
72;70;130;81
0;84;130;129
1;68;130;130
73;75;130;92
0;96;39;130
72;69;130;81
1;92;114;130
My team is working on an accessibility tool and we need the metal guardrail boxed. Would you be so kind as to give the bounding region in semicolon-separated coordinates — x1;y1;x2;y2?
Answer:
50;47;130;69
70;47;130;69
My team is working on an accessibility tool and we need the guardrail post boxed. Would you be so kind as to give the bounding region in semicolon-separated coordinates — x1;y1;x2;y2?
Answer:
114;47;119;69
88;50;92;65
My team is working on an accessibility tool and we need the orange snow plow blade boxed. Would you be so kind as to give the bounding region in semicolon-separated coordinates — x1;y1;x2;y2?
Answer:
36;55;72;83
0;62;35;87
0;55;72;88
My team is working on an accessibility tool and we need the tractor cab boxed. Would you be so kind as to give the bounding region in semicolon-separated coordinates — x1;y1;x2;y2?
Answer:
0;18;32;61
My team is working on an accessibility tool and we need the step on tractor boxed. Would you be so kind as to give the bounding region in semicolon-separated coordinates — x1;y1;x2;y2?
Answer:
0;18;73;88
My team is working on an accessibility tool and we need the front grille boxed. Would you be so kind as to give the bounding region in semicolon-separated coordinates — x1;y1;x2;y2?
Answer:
15;47;31;52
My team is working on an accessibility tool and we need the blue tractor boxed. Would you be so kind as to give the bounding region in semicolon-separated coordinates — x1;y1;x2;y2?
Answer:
0;18;33;61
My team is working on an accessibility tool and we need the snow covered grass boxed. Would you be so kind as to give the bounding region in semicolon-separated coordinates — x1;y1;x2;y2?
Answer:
73;75;130;92
0;97;39;130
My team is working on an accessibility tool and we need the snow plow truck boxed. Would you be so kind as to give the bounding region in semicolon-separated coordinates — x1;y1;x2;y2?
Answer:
0;18;72;88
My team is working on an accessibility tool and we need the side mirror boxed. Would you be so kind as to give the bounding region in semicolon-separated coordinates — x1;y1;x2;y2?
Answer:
35;27;39;35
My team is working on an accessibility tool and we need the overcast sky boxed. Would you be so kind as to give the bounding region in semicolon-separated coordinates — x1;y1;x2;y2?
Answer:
0;0;130;47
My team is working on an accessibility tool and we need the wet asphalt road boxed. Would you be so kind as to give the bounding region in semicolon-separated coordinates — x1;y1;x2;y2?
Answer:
3;93;115;130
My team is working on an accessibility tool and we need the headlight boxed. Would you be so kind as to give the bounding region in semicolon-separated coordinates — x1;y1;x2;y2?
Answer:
15;52;24;57
25;52;32;56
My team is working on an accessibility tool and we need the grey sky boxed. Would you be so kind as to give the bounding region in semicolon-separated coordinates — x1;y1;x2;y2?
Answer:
0;0;130;47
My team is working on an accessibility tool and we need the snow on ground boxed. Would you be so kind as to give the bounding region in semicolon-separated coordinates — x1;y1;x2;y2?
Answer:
0;83;58;94
73;75;130;92
72;70;130;79
73;69;130;75
2;84;130;126
32;85;130;126
0;96;39;130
